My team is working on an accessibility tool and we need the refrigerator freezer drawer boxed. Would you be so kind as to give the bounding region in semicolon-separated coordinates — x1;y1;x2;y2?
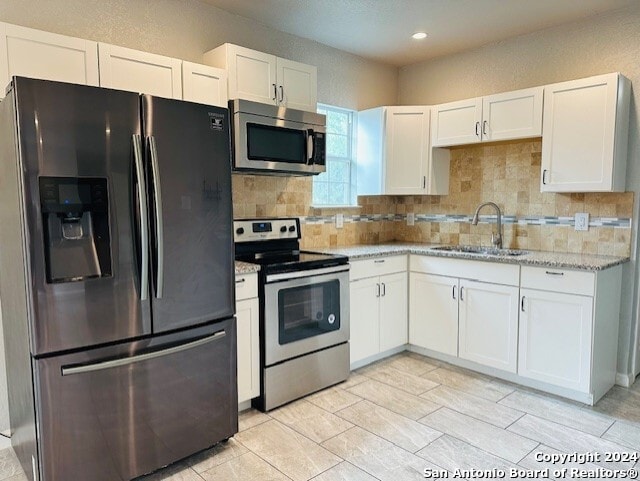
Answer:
33;318;238;481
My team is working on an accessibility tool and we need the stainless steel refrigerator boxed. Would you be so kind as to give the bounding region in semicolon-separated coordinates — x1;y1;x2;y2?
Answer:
0;77;237;481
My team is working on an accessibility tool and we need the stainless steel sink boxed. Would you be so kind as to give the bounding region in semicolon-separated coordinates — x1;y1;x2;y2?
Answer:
431;245;528;257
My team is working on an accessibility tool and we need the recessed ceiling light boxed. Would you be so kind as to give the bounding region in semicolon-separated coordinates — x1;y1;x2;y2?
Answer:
412;32;428;40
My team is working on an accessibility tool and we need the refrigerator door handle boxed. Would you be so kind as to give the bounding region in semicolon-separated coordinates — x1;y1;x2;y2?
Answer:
61;330;226;376
132;134;149;301
149;135;164;299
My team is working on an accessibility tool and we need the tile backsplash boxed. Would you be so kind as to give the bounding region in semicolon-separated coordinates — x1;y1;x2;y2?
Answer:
232;139;633;257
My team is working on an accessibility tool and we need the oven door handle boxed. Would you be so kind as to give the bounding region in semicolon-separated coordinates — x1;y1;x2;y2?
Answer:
265;265;350;283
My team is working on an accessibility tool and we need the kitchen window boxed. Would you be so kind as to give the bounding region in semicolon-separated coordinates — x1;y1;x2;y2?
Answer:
312;104;357;206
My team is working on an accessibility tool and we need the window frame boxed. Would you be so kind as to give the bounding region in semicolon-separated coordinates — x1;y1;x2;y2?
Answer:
312;103;358;207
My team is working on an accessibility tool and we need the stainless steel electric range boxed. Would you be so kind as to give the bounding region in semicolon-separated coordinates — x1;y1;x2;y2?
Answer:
234;218;350;411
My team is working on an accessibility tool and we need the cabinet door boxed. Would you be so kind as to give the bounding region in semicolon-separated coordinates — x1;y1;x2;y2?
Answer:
98;43;182;99
276;57;317;112
236;297;259;403
409;273;458;356
458;280;519;373
519;289;593;392
0;22;98;91
350;277;380;364
431;98;482;147
379;272;408;351
226;44;277;105
182;61;228;107
482;87;543;142
384;106;431;195
541;73;619;192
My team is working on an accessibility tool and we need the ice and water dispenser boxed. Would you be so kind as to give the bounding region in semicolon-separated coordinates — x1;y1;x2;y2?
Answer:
39;177;112;283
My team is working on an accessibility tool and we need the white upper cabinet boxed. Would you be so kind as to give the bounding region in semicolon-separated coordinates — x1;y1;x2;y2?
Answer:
203;43;317;112
431;98;482;147
275;57;317;112
482;87;543;141
541;73;630;193
357;106;450;196
98;43;182;99
432;87;543;147
0;22;99;91
182;61;227;107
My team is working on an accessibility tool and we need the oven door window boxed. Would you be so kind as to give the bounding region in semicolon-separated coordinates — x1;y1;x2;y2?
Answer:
247;123;307;164
278;280;341;345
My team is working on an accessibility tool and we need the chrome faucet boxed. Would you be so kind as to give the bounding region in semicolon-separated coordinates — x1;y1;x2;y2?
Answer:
471;202;503;249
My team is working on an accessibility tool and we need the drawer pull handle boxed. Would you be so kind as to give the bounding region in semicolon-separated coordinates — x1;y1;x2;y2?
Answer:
376;283;381;297
521;296;525;312
374;260;386;264
452;285;457;300
460;286;464;301
545;271;564;276
235;278;246;284
381;282;386;297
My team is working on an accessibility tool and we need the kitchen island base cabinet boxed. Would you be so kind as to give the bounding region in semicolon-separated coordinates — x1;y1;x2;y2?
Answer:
349;256;408;368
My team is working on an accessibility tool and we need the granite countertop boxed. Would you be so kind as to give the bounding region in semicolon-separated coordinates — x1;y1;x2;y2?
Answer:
234;261;260;275
313;243;629;271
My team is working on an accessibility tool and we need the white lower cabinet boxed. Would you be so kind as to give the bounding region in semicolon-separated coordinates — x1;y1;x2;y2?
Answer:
518;289;593;392
353;255;622;404
409;273;458;356
409;256;520;374
458;280;519;373
349;256;408;365
410;266;519;373
350;277;381;362
235;273;259;405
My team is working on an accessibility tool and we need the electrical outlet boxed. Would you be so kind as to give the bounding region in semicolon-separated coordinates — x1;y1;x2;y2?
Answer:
336;213;344;229
575;212;589;231
407;213;415;226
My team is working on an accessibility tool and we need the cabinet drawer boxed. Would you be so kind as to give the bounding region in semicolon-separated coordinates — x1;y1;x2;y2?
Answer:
410;255;519;286
350;255;407;281
235;273;258;300
521;266;594;296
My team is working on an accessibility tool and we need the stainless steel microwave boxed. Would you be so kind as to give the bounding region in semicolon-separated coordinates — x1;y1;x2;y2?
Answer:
230;99;326;175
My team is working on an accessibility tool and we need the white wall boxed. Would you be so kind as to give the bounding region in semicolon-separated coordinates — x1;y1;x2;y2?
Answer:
399;3;640;380
0;0;398;110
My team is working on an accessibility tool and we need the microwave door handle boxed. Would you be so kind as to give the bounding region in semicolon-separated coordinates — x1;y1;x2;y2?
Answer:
307;129;315;165
149;135;164;299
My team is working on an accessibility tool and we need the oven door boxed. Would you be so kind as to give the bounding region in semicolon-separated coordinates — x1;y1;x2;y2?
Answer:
233;112;326;175
264;265;349;366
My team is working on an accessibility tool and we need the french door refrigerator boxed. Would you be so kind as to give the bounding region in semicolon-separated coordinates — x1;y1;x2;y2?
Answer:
0;77;237;481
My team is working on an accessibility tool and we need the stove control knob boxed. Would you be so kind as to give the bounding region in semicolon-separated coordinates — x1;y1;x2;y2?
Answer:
236;227;245;235
280;225;287;233
288;225;296;232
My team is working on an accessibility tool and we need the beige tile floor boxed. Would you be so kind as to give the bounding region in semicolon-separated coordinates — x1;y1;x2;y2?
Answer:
2;352;640;480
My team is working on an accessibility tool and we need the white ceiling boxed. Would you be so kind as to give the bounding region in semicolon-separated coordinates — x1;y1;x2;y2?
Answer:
201;0;636;66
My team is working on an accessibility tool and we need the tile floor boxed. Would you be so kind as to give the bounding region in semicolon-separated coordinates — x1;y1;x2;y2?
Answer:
2;352;640;480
